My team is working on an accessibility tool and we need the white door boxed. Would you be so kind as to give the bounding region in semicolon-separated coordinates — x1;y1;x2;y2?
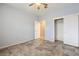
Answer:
56;19;63;41
35;21;40;39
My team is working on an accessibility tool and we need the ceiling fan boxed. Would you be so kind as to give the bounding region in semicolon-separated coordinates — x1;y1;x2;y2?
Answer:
29;3;48;10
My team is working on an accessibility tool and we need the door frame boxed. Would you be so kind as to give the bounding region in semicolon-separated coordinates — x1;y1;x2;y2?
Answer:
54;18;64;41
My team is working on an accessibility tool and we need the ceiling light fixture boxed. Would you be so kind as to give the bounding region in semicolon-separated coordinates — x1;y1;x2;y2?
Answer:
29;3;48;10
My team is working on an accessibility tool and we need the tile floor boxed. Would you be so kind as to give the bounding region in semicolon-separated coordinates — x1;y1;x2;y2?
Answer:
0;39;79;56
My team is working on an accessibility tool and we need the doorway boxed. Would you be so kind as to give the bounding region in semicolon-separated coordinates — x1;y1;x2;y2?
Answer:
35;20;46;46
54;18;64;42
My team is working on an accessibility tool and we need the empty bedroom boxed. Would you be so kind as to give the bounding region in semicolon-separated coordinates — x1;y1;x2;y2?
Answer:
0;3;79;56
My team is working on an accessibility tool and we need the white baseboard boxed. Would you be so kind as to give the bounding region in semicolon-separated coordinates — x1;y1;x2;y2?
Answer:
0;39;34;50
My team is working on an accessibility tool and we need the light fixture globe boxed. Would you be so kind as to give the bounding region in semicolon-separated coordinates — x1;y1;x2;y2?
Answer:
29;3;48;10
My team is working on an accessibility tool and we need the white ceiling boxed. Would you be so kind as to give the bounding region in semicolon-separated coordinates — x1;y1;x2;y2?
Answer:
7;3;79;17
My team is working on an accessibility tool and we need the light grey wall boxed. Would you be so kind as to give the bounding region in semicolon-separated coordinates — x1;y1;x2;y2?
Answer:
0;4;4;48
78;15;79;46
0;4;35;49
